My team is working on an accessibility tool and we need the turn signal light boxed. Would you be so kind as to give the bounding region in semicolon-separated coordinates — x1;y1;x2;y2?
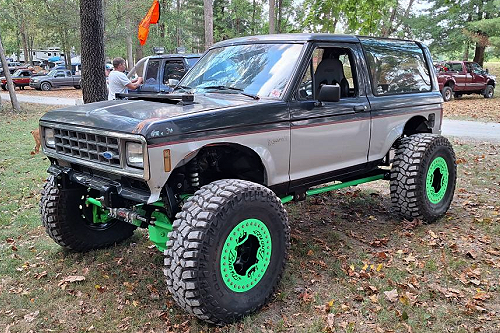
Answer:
163;149;171;172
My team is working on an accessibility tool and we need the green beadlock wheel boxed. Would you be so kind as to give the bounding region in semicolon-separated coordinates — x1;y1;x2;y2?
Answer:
164;179;290;325
220;218;272;292
390;134;457;223
426;157;449;204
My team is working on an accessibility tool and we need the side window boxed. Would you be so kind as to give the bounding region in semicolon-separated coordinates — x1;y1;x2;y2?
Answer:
55;71;65;77
144;60;160;84
298;46;358;100
362;39;431;95
65;70;71;76
472;63;483;74
163;60;185;84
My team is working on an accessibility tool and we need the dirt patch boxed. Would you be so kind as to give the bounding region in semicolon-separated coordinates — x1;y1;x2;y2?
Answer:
9;86;83;99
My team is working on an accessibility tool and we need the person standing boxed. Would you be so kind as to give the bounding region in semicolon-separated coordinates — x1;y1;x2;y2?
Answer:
107;57;143;100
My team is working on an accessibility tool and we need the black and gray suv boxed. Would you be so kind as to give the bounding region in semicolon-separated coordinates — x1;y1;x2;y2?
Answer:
38;34;456;325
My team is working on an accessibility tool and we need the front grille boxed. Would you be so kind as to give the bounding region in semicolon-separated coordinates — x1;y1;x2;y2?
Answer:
53;128;121;166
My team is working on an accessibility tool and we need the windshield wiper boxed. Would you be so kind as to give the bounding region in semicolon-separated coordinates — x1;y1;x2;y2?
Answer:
202;85;259;100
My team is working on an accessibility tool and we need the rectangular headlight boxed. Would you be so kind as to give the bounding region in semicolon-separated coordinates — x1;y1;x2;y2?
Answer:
126;142;143;168
45;128;55;147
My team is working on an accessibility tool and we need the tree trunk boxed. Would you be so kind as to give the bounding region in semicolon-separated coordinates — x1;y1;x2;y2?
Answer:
126;17;134;70
269;0;275;34
204;0;214;49
159;0;166;39
135;42;144;62
463;40;470;61
252;0;257;34
80;0;107;103
277;0;282;33
177;0;181;47
473;43;485;66
0;30;21;113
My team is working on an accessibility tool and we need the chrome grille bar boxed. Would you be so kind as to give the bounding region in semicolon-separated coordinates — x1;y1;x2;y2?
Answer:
53;128;121;166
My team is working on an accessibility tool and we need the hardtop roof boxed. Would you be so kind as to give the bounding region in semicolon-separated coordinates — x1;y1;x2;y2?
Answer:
149;53;201;60
211;33;420;48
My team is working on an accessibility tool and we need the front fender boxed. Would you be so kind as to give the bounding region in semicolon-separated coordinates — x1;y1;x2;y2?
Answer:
145;129;290;203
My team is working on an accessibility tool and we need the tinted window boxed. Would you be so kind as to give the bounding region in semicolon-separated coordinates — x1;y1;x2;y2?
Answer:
186;57;199;68
144;60;160;84
163;60;185;84
362;39;432;95
444;63;463;72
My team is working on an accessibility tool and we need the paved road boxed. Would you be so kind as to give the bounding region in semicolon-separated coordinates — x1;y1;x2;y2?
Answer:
1;92;82;106
442;119;500;142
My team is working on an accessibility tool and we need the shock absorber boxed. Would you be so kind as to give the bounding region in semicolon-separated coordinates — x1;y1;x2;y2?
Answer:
187;157;200;190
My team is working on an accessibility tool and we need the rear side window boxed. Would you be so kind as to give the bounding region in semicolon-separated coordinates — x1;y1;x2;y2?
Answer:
361;39;432;95
163;60;185;84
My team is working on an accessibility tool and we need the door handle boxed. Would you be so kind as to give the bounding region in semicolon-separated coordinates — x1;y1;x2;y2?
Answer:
353;105;367;112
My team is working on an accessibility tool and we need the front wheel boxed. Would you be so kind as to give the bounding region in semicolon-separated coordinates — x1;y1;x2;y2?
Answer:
483;85;494;98
40;176;136;252
441;86;453;102
164;179;290;325
40;82;51;91
390;134;457;223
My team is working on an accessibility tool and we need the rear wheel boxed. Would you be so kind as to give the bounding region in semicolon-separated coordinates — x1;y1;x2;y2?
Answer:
390;134;456;223
164;179;289;325
40;176;136;252
441;86;453;102
483;84;494;98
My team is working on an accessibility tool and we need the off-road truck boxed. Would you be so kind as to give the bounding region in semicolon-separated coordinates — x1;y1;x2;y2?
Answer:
39;34;457;325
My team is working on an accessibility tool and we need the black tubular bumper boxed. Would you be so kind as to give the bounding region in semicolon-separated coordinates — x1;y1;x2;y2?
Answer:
47;164;150;207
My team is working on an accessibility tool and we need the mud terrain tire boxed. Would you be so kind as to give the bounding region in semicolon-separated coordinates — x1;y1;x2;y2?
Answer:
390;134;456;223
40;176;136;252
164;179;289;325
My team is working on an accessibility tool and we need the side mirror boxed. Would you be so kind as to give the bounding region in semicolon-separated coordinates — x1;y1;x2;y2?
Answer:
318;84;340;103
168;79;179;87
485;68;489;74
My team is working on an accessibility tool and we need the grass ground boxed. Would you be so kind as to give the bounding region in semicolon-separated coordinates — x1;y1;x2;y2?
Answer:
1;103;500;333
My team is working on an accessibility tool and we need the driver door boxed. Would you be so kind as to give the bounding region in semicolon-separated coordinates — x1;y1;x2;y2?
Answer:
288;43;371;189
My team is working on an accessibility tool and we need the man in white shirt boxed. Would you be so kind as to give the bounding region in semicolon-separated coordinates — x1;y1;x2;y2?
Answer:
107;57;143;100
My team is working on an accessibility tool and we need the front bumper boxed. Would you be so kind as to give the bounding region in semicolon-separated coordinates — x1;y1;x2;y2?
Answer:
48;164;151;207
30;82;41;89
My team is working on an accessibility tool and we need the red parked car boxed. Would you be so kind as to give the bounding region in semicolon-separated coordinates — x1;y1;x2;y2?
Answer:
1;68;35;90
436;61;496;101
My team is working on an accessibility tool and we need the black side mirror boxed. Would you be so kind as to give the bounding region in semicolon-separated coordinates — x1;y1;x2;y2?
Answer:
318;84;340;102
485;68;489;74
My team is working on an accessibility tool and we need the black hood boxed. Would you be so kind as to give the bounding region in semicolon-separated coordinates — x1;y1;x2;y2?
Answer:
40;94;282;141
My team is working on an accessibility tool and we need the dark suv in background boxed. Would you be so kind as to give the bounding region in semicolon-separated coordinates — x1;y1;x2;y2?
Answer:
127;53;200;94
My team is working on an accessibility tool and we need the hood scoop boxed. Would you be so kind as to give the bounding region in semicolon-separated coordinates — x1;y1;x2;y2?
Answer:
115;92;194;105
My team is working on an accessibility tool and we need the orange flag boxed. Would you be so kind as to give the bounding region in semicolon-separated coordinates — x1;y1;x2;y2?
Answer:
138;0;160;46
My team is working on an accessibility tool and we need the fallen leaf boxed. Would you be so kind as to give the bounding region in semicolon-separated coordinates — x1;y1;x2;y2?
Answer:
24;310;39;323
58;275;85;286
384;289;399;303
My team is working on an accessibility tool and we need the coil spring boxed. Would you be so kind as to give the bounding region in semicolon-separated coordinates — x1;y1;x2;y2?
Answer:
188;158;200;189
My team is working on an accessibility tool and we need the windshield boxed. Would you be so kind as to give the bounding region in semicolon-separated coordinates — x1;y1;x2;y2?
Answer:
47;70;57;77
179;43;304;99
12;69;23;76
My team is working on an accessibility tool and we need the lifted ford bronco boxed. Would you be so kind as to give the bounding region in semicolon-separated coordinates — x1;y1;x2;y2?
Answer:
39;34;456;325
